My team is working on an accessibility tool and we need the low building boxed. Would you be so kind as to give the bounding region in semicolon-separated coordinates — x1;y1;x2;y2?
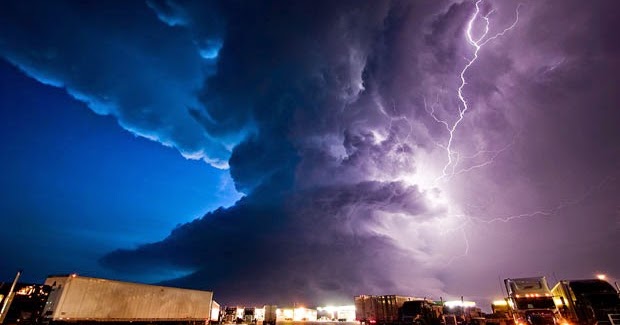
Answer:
276;307;317;321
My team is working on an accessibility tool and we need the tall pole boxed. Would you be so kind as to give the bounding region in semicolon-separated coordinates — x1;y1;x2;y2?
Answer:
0;270;22;323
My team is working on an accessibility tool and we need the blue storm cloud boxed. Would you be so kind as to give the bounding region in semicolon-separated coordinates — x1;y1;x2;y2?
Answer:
0;0;236;169
0;60;242;284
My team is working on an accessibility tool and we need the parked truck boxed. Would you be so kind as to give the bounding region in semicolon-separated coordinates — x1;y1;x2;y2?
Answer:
485;300;515;325
243;308;255;324
504;277;560;325
552;279;620;325
211;301;221;324
354;295;442;325
262;305;277;325
223;307;238;324
41;274;214;325
400;300;442;325
0;283;50;325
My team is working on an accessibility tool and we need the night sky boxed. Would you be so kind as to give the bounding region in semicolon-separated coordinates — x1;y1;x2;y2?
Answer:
1;0;619;308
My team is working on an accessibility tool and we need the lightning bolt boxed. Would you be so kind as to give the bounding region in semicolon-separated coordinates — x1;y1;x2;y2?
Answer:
469;176;616;224
418;2;613;269
420;2;523;265
378;2;607;267
430;0;521;181
440;175;616;264
452;130;521;176
445;229;471;266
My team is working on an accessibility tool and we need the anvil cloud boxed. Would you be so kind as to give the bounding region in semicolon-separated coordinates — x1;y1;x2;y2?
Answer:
1;0;619;306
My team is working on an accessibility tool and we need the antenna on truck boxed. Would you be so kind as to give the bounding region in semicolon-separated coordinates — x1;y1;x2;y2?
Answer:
498;275;507;297
552;272;559;285
0;270;22;324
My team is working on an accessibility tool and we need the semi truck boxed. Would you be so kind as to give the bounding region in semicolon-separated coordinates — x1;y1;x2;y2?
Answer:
243;308;255;324
486;300;515;325
399;300;442;325
504;277;560;325
354;295;442;325
222;307;237;323
441;300;483;325
551;279;620;325
262;305;277;325
41;274;214;325
0;283;50;325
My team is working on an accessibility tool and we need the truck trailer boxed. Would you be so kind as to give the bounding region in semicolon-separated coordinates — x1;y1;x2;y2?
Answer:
211;301;220;323
262;305;277;325
355;295;411;325
41;274;214;325
552;279;620;325
504;277;560;325
354;295;441;325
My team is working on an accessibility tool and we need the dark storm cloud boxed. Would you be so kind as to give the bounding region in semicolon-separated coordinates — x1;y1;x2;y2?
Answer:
97;0;463;304
99;1;451;304
102;180;439;305
2;0;619;306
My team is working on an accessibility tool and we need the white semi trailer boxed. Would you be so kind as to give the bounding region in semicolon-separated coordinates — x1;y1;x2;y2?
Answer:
41;274;214;325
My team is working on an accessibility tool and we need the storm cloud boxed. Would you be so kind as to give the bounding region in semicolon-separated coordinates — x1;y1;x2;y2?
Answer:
0;0;233;167
2;0;619;306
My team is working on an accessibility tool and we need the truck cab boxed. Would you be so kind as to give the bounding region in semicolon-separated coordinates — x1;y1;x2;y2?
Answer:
552;279;620;325
399;300;442;325
505;277;560;325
